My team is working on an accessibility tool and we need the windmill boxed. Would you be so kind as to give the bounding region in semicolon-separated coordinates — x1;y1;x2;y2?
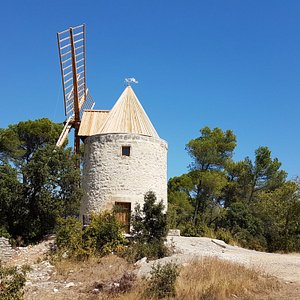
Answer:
56;24;95;154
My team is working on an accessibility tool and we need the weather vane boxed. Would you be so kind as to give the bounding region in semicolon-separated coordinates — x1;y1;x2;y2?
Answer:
125;77;139;86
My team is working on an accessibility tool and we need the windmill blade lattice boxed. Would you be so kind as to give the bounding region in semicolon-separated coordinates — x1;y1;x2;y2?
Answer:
57;24;93;119
56;24;95;153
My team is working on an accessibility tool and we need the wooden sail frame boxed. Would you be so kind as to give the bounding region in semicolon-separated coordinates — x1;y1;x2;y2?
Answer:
56;24;94;154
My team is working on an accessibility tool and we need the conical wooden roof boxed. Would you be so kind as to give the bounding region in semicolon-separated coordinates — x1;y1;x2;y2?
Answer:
99;86;159;138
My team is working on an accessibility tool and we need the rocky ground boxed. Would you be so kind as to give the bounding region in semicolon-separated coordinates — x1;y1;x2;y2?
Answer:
163;236;300;284
6;236;300;299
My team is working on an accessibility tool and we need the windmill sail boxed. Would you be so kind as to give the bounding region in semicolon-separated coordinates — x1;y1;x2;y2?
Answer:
56;116;72;147
57;24;87;118
56;24;95;153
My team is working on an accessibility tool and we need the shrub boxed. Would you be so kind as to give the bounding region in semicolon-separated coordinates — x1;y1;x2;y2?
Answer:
124;241;169;262
54;212;126;260
180;221;216;238
131;191;168;244
55;217;83;252
215;228;235;244
0;227;11;239
179;221;200;237
146;262;179;299
0;264;28;300
84;211;126;255
128;191;168;261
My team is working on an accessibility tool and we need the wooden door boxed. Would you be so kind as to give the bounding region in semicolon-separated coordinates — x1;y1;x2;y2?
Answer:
115;202;131;234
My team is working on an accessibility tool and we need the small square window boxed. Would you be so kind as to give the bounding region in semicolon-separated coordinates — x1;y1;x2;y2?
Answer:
122;146;130;156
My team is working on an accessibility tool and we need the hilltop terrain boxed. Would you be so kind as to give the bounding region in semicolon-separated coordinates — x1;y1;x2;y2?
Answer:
6;236;300;299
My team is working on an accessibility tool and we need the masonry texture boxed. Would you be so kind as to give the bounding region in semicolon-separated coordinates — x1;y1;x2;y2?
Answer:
0;237;15;263
81;133;168;217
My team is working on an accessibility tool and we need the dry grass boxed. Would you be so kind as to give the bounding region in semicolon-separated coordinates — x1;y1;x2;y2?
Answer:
175;257;280;300
25;256;297;300
118;257;281;300
53;255;131;280
25;255;134;300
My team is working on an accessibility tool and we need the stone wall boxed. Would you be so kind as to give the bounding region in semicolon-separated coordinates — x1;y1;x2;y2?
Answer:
0;237;15;263
81;133;168;217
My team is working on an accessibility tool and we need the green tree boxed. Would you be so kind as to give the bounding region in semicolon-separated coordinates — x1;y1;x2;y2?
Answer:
0;119;62;178
0;163;22;237
254;180;300;252
223;147;287;206
0;119;81;243
186;127;236;224
129;191;168;260
167;174;194;228
221;147;295;251
132;191;168;243
167;125;299;252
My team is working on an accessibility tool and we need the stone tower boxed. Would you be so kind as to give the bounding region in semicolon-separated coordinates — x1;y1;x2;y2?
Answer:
78;86;168;229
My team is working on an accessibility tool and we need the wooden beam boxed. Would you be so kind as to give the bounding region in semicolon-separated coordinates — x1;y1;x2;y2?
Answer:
70;28;80;124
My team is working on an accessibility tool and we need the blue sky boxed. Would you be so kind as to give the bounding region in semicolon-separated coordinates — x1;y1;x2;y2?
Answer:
1;1;300;179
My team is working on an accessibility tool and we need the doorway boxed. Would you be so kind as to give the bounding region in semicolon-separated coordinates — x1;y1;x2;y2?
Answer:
115;202;131;234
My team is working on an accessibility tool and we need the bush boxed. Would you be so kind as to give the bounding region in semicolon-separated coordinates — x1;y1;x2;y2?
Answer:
215;228;235;244
84;211;126;255
232;228;267;251
124;241;169;262
0;227;11;239
179;221;200;237
146;262;179;299
54;212;126;260
55;217;83;251
127;191;169;261
131;191;168;244
180;222;216;239
0;264;28;300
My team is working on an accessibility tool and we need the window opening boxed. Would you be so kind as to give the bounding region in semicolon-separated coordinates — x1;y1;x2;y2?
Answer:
122;146;131;156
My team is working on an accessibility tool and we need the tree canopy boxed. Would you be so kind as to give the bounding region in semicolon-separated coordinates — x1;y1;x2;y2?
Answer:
168;126;300;252
0;118;81;244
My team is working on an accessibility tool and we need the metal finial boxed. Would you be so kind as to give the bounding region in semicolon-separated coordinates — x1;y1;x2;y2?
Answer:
125;78;139;86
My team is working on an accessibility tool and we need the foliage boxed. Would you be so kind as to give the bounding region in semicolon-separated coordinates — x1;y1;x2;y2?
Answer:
168;126;300;253
145;262;179;299
224;147;287;206
179;221;201;237
186;126;236;171
185;127;236;224
254;181;300;252
124;240;168;262
55;212;126;261
0;264;28;300
55;217;87;259
127;191;169;261
0;118;81;244
84;212;126;255
131;191;168;244
167;175;194;229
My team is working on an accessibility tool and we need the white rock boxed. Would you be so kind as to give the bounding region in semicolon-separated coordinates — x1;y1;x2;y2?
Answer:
65;282;75;288
134;257;148;266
